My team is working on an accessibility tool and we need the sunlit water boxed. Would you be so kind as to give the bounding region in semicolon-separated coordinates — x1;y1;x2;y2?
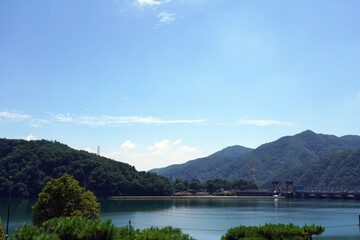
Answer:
1;198;360;239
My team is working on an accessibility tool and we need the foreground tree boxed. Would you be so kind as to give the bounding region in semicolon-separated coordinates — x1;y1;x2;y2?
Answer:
32;174;100;226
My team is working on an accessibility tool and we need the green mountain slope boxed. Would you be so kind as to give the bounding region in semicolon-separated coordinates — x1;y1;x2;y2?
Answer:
214;130;360;186
150;145;253;182
0;139;173;197
152;130;360;188
296;148;360;188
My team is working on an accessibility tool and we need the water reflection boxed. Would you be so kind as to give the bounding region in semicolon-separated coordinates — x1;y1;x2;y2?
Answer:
0;198;35;221
100;198;263;213
273;198;278;208
0;198;360;240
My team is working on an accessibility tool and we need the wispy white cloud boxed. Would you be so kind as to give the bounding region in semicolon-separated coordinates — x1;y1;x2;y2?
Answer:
136;0;163;6
0;110;49;128
24;134;37;141
107;139;202;171
147;139;198;157
238;119;293;126
125;0;176;26
121;140;136;149
84;147;96;154
0;111;31;120
54;114;205;127
0;110;205;127
157;11;176;25
30;119;49;128
148;139;171;154
153;139;171;150
176;145;196;153
55;113;73;122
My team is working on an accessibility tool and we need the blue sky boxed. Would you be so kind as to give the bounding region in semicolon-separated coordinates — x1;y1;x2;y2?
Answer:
1;0;360;171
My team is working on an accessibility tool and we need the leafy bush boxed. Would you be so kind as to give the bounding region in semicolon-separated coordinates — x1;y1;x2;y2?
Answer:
11;224;58;240
12;217;117;240
11;217;194;240
117;225;139;240
117;226;194;240
42;217;117;240
137;226;194;240
221;223;325;240
32;174;100;226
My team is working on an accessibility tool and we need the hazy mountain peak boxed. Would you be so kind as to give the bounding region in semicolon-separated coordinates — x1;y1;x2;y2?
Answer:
295;129;317;137
209;145;253;158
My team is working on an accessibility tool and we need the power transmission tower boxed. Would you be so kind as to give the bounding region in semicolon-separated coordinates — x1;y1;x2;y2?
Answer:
250;162;256;184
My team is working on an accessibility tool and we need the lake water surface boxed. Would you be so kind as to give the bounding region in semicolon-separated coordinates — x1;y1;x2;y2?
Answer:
1;198;360;239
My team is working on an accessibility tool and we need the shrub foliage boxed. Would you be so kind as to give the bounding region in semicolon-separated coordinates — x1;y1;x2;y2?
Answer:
221;223;325;240
12;217;325;240
11;217;194;240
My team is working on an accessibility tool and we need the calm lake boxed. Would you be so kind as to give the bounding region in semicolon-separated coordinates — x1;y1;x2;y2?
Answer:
1;198;360;239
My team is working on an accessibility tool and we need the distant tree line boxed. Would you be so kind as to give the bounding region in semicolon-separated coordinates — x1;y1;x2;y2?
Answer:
173;178;258;193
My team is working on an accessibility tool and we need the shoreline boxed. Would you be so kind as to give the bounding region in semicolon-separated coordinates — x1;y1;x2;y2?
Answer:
107;195;285;200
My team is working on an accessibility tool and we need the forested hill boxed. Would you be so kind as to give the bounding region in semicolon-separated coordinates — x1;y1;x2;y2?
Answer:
214;130;360;186
150;145;253;182
275;148;360;188
152;130;360;188
0;139;173;198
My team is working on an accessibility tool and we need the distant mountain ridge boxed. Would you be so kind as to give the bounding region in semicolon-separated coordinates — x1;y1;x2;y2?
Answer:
151;145;253;182
151;130;360;188
217;130;360;187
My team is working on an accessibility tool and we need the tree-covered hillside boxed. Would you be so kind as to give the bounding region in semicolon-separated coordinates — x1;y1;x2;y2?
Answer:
293;148;360;188
152;130;360;188
151;145;253;182
215;130;360;186
0;139;173;197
